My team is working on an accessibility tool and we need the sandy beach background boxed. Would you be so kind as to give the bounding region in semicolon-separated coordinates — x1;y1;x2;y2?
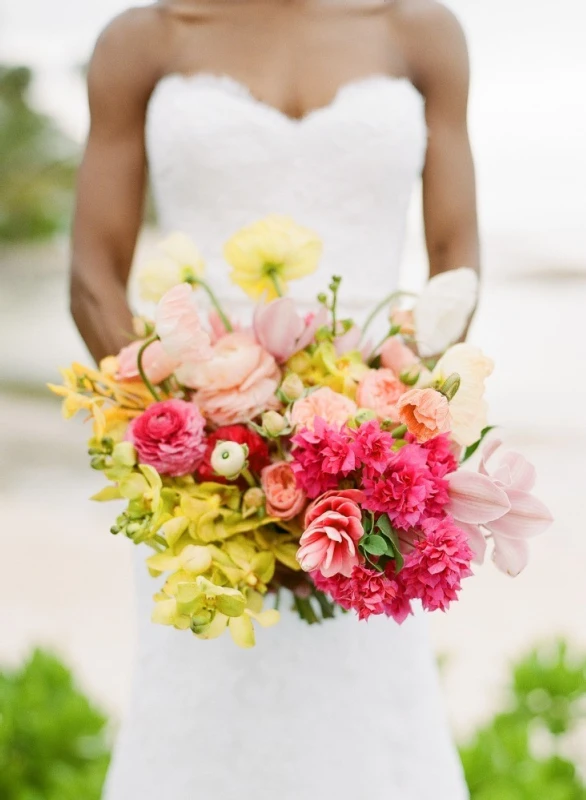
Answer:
0;0;585;753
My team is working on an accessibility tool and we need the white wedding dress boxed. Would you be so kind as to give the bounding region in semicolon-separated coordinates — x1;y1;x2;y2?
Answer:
103;73;469;800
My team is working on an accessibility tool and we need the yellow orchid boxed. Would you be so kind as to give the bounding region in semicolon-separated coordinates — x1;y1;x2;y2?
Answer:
224;215;323;301
195;588;280;648
286;341;368;399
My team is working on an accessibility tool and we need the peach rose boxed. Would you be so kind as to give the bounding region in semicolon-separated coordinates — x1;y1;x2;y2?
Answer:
261;462;307;521
397;388;451;443
184;332;281;425
290;387;357;431
356;369;406;421
380;338;419;377
117;339;179;385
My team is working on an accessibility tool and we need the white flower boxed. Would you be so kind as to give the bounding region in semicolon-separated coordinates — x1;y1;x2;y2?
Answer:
414;268;479;357
433;342;494;446
138;233;205;302
210;441;248;478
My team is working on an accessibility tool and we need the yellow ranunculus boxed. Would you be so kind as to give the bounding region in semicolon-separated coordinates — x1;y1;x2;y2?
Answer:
138;232;206;302
224;215;323;301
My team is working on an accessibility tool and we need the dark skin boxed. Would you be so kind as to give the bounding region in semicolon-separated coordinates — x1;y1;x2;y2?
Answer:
71;0;479;363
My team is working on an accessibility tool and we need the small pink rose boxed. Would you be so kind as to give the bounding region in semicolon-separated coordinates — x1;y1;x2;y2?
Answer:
116;339;179;385
290;387;357;431
126;399;207;477
261;462;307;521
397;387;451;443
297;489;365;578
155;284;212;363
356;369;406;420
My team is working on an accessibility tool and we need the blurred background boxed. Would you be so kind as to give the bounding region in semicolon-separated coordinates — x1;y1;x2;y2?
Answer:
1;1;585;797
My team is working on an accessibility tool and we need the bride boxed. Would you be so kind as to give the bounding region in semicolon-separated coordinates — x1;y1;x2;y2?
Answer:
71;1;479;797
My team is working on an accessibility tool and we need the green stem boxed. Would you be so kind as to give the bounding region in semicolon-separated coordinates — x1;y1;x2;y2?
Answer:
267;269;283;298
241;468;257;488
360;290;417;342
191;278;234;332
137;336;162;402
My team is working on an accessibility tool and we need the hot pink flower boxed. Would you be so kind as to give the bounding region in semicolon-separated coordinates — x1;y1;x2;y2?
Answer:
126;399;206;477
447;439;553;576
363;444;436;530
350;420;394;474
380;337;420;377
290;387;357;431
397;388;451;443
297;489;365;578
312;565;413;623
261;462;307;521
421;434;459;478
183;332;281;425
116;338;179;385
356;369;406;420
291;418;356;498
401;516;474;612
155;284;212;363
254;298;328;363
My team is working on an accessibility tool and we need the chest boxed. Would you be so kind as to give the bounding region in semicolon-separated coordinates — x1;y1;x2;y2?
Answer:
164;5;408;120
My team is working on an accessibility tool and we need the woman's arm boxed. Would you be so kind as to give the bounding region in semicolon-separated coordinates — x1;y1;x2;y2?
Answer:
70;9;165;363
399;1;480;279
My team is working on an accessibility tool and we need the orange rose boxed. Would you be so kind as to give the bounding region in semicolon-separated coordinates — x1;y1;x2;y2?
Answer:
261;462;307;521
397;388;451;443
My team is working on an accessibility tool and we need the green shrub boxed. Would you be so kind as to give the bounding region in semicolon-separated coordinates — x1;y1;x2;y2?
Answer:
460;641;586;799
0;650;110;800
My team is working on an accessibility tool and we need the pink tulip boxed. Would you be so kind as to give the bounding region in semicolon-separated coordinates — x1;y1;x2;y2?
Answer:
333;324;373;360
447;440;553;576
253;298;328;363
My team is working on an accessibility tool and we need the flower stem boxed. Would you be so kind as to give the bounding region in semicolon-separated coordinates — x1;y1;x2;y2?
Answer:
137;336;162;402
360;290;416;342
267;269;283;298
191;278;234;332
241;468;257;488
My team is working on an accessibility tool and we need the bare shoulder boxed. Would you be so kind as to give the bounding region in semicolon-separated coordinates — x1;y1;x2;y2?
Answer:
391;0;469;96
89;5;172;101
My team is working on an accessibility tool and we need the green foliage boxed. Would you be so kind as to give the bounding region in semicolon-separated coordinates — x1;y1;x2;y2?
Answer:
0;650;111;800
0;66;77;242
460;641;586;799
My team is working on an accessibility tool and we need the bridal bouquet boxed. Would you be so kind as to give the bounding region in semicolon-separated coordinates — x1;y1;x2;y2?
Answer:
50;216;552;647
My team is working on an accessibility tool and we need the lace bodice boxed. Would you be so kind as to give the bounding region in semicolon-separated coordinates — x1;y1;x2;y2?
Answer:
146;73;427;312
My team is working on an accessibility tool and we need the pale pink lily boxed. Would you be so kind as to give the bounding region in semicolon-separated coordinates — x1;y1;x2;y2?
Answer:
253;297;328;363
447;439;553;576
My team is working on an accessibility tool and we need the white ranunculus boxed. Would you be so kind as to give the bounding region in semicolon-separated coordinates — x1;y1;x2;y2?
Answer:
434;342;494;447
414;268;479;357
210;441;247;478
138;232;206;302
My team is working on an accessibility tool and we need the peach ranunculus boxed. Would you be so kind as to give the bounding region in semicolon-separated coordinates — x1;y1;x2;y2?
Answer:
261;462;307;521
397;387;451;443
355;368;406;421
116;338;180;385
290;387;357;431
380;337;420;377
155;283;213;363
297;489;365;578
182;332;281;425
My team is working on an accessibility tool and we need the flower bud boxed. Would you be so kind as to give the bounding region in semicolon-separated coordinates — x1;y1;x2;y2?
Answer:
112;441;137;468
210;440;248;478
132;316;155;338
399;366;421;387
349;408;377;428
287;351;312;373
279;373;304;402
262;411;287;437
439;372;461;402
243;488;265;513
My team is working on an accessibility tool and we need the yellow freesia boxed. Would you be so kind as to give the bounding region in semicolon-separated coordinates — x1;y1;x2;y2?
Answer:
224;215;323;301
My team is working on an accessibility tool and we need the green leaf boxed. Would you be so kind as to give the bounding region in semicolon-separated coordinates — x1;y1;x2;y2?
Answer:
461;426;496;463
361;534;389;557
375;514;393;537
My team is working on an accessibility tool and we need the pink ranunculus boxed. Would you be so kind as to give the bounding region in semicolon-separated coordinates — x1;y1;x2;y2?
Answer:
253;298;328;363
290;387;357;431
380;337;420;377
261;462;307;521
397;388;451;443
356;368;406;420
116;339;179;385
126;399;207;477
182;332;281;425
297;489;365;578
447;439;553;576
155;283;213;363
